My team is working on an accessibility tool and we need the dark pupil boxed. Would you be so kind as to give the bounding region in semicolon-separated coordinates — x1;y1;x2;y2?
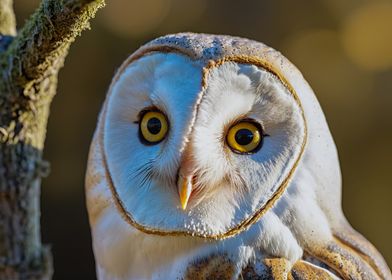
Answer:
235;129;254;145
147;117;161;135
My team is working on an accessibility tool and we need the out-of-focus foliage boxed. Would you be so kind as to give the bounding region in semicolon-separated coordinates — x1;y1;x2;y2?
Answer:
14;0;392;278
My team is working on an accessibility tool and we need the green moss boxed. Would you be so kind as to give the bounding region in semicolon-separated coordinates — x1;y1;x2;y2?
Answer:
0;0;105;278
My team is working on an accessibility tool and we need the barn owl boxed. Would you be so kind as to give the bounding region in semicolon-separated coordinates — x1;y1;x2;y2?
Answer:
85;33;391;280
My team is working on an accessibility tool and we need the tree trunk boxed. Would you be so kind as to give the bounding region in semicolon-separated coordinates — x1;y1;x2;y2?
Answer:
0;0;104;278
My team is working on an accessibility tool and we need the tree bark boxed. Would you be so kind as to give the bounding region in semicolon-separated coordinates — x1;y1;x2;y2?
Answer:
0;0;105;279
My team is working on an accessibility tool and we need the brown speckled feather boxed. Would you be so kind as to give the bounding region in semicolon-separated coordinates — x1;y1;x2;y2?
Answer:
183;240;389;280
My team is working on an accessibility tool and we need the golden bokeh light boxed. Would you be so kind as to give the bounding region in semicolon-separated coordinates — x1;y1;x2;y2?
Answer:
341;1;392;71
321;0;365;18
157;0;206;33
13;0;40;27
283;29;373;105
99;0;171;38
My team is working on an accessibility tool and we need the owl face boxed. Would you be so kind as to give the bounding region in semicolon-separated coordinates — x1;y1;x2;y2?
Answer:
87;34;391;280
103;52;306;237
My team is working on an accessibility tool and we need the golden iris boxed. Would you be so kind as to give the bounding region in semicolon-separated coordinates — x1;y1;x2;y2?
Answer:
226;121;262;153
140;111;168;143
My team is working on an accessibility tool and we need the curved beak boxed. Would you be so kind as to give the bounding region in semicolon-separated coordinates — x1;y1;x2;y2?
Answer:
177;174;193;210
177;147;195;210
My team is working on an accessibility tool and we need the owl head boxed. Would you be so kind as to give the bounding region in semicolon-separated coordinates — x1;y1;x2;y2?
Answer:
90;33;340;238
86;33;391;279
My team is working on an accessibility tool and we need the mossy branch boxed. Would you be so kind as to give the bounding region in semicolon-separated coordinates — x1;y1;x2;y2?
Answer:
1;0;105;148
0;0;104;278
7;0;105;88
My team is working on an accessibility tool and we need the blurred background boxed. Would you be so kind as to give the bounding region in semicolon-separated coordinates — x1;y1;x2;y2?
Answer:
14;0;392;278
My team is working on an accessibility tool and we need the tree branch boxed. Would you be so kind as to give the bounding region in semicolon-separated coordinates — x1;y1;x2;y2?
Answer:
8;0;104;87
1;0;105;145
0;0;16;36
0;0;104;278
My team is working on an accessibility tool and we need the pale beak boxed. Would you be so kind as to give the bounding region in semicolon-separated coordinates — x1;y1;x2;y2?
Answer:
177;174;193;210
177;145;195;210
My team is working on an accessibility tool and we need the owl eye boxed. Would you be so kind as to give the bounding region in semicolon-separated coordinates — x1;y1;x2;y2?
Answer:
139;111;169;144
226;121;263;154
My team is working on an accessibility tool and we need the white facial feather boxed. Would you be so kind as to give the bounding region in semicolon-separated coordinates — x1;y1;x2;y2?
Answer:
86;33;391;280
89;52;308;278
103;52;305;237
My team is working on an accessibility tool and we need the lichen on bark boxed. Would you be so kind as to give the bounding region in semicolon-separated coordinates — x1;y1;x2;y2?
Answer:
0;0;105;279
